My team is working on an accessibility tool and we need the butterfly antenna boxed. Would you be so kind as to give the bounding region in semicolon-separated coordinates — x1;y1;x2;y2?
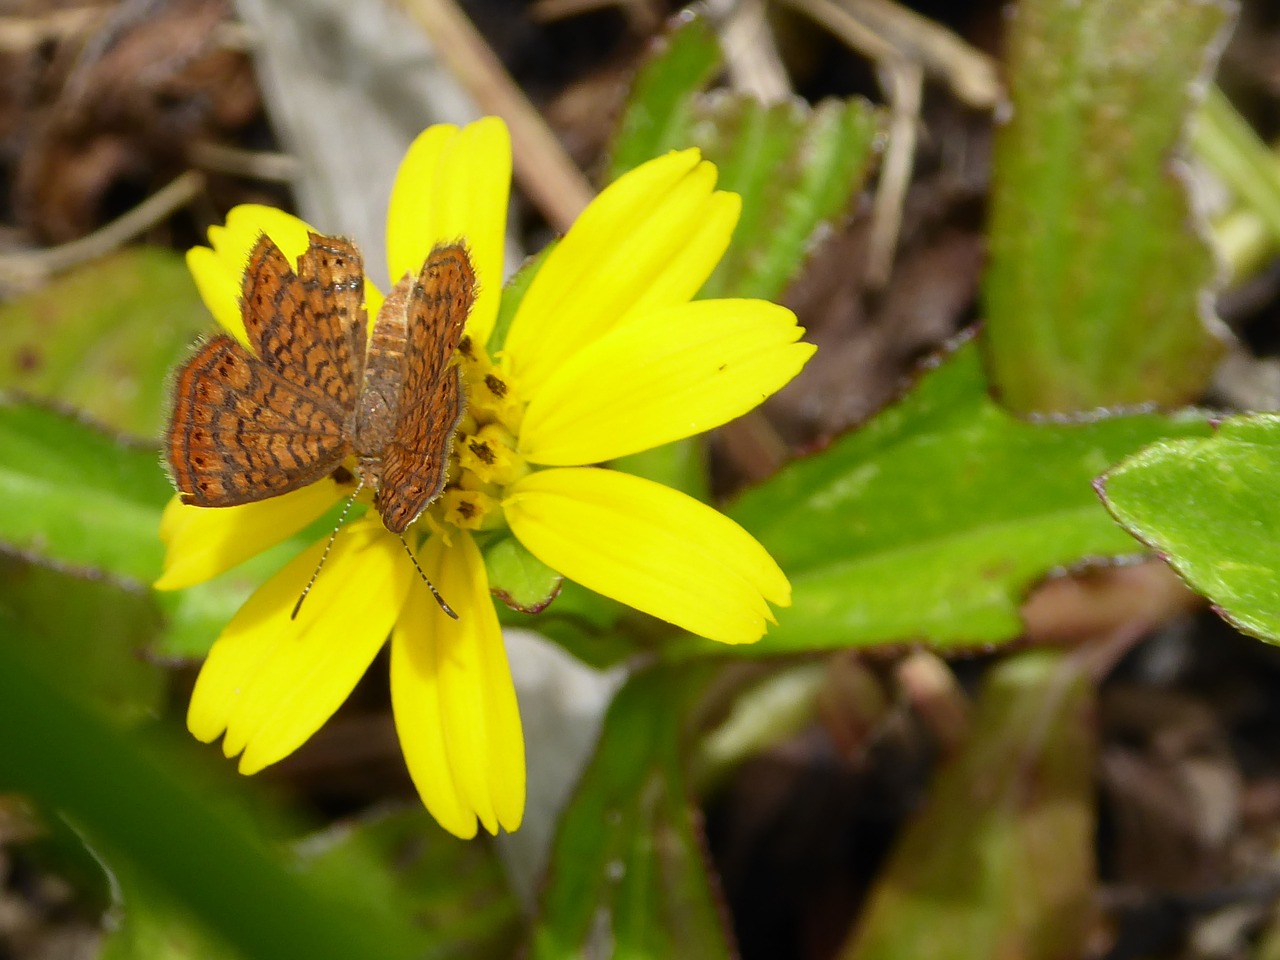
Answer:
398;535;459;620
292;480;364;620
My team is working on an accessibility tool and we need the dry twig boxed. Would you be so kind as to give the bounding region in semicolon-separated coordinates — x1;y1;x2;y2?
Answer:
189;142;301;183
529;0;663;33
845;0;1001;109
704;0;792;104
776;0;942;288
0;170;206;295
866;57;922;289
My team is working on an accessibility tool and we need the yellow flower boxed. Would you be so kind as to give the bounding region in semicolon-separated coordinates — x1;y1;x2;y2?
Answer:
155;117;814;839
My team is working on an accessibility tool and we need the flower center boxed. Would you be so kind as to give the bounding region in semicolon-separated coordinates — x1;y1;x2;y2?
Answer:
422;334;527;537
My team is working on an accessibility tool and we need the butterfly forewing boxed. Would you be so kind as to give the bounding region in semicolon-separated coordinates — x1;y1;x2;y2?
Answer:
166;234;365;507
240;234;365;412
376;244;474;533
294;232;369;401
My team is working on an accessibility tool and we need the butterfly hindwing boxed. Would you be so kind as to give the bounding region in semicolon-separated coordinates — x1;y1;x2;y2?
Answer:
165;334;351;506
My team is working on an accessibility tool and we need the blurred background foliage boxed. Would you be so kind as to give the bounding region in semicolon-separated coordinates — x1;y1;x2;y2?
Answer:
7;0;1280;958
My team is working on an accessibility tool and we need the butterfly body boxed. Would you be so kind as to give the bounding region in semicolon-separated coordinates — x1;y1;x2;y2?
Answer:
166;232;473;535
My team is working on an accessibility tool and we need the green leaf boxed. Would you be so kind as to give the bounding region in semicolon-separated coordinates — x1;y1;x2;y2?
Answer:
487;246;550;355
101;871;242;960
718;339;1212;654
694;97;879;301
296;808;522;959
533;665;733;959
1099;413;1280;641
982;0;1232;412
97;789;521;959
606;13;722;178
0;248;211;439
484;534;562;613
609;13;880;303
0;398;337;661
840;651;1095;960
0;399;172;583
0;639;423;960
0;554;164;723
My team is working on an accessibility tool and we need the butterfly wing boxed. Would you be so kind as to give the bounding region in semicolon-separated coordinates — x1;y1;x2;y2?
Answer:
165;335;351;505
376;244;474;533
165;232;365;507
241;232;367;411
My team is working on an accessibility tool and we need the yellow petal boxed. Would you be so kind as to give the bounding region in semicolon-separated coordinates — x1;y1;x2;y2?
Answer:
391;531;524;838
154;481;345;590
503;152;740;397
504;468;789;645
187;520;412;773
386;118;511;344
520;300;814;465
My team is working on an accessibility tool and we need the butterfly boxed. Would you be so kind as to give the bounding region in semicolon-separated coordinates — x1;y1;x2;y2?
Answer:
165;231;473;615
